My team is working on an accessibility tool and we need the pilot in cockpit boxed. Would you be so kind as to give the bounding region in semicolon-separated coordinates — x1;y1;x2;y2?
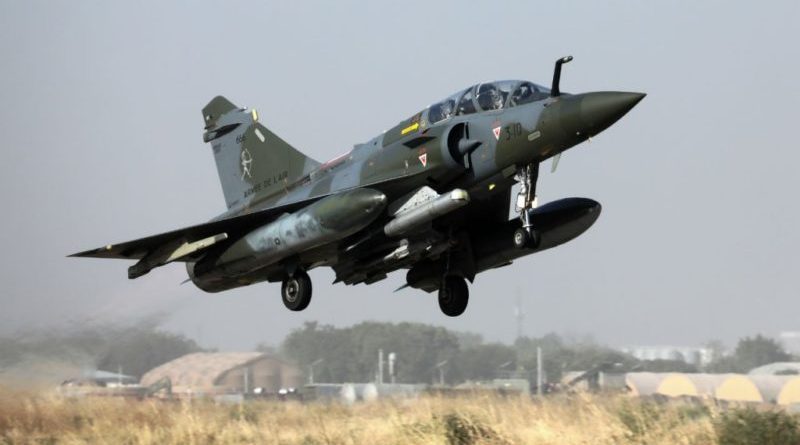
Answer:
439;99;454;121
477;83;504;111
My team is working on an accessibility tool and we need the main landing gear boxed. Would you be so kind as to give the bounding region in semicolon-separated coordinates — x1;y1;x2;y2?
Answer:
438;275;469;317
281;270;312;311
513;163;541;249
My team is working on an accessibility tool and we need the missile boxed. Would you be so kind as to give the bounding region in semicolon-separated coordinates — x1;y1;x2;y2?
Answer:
384;189;470;237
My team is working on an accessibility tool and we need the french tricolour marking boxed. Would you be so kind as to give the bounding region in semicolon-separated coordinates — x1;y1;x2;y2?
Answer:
492;126;502;140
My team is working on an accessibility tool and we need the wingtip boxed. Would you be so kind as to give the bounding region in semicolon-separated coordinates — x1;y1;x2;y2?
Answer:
68;248;100;258
69;244;115;258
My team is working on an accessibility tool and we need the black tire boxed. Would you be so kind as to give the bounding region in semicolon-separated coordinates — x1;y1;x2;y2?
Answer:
281;271;312;311
513;227;541;249
438;276;469;317
513;228;529;249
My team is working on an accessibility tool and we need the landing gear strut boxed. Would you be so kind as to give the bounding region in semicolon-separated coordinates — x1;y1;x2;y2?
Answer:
513;163;541;249
438;275;469;317
281;270;312;311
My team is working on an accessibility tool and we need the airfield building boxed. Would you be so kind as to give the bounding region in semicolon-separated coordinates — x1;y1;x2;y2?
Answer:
625;372;800;408
748;362;800;375
140;352;302;397
622;346;713;367
714;375;790;404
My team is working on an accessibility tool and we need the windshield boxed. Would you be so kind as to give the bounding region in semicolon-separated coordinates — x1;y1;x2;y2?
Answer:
428;87;474;124
428;97;456;124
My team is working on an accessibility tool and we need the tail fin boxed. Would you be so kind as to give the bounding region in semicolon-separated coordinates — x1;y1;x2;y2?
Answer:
201;96;320;209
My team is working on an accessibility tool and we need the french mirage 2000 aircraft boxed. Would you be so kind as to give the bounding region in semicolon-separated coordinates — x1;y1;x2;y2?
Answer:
72;57;644;316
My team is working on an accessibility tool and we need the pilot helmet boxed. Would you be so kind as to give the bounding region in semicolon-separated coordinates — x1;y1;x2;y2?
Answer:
478;83;503;110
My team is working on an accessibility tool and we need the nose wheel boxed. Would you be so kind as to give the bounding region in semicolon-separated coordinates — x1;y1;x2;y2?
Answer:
514;163;541;249
438;275;469;317
281;270;312;311
513;225;540;249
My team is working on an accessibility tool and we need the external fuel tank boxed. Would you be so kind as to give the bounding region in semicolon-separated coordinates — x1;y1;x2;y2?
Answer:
189;188;387;292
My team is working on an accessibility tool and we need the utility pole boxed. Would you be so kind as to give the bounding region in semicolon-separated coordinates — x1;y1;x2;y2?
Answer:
378;349;384;385
435;360;448;386
536;346;543;396
308;358;324;385
388;352;396;384
514;290;524;341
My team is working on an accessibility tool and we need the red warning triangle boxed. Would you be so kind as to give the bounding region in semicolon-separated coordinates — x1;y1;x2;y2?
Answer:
418;153;428;167
493;126;502;140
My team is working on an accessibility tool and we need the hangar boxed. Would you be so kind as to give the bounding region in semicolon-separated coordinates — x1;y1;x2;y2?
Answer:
625;372;667;396
626;372;800;406
655;373;725;398
714;375;789;403
777;377;800;406
748;362;800;375
626;373;725;398
140;352;302;396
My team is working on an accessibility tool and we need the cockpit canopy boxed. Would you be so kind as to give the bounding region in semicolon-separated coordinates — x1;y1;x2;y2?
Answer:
428;80;551;124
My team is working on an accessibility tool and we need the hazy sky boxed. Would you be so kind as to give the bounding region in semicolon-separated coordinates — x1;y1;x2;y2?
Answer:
1;1;798;351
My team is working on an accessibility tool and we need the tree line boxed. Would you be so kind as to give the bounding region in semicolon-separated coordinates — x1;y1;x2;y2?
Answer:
273;322;797;384
0;320;794;385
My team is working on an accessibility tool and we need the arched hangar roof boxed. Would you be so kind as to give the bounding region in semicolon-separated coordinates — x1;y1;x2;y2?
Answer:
715;375;790;403
141;352;271;388
656;373;726;398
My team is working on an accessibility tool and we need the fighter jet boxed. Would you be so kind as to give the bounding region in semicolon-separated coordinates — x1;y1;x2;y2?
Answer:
71;57;644;316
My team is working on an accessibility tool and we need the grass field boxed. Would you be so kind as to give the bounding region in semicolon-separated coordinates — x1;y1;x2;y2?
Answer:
0;388;768;445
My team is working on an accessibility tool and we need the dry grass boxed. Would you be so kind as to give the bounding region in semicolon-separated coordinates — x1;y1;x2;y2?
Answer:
0;389;719;445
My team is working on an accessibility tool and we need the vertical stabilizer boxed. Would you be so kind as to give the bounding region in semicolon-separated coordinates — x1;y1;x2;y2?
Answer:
201;96;320;209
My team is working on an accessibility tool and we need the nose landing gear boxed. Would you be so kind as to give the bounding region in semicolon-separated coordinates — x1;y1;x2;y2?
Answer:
514;163;541;249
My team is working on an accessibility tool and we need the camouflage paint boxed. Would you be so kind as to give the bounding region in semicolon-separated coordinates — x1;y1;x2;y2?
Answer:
74;79;644;295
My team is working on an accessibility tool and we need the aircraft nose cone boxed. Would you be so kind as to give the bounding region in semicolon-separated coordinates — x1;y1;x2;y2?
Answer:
578;91;645;134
